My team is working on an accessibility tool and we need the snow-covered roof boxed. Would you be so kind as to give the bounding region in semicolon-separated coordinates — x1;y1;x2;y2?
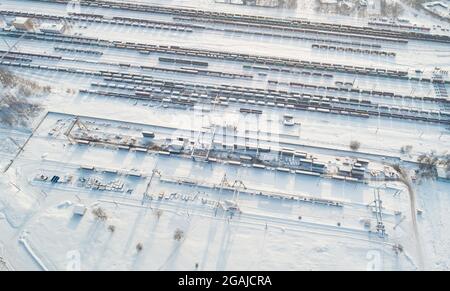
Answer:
13;17;31;25
73;204;87;216
438;166;450;180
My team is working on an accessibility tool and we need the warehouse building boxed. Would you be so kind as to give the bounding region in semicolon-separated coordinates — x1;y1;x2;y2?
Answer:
39;22;67;34
12;17;35;31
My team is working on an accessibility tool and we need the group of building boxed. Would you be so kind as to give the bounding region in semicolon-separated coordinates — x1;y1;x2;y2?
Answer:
422;1;450;21
318;0;369;10
11;17;67;34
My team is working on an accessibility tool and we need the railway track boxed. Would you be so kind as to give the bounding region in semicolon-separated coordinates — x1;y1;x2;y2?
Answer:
0;30;423;81
2;55;448;124
26;0;450;43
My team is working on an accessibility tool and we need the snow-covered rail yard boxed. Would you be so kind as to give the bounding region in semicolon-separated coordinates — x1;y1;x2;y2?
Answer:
0;0;450;271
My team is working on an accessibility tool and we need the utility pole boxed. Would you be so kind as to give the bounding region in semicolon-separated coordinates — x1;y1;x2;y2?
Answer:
0;27;30;62
142;167;161;205
370;188;386;238
231;179;246;205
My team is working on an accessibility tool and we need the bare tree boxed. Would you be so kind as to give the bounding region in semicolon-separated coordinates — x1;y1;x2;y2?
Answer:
174;229;184;241
442;155;450;172
400;145;413;155
349;140;361;151
92;207;108;222
417;152;440;180
380;0;405;18
393;244;404;255
278;0;298;9
154;209;164;220
0;93;42;127
0;69;48;128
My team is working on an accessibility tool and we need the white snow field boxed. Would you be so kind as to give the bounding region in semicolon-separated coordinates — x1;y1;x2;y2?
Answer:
0;0;450;271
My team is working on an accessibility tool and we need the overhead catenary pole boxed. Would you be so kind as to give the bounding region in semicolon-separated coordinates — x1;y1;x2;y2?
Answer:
142;166;161;205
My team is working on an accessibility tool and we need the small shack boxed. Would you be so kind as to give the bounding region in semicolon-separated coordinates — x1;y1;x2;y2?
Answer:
438;166;450;182
39;22;66;34
12;17;34;31
73;204;87;216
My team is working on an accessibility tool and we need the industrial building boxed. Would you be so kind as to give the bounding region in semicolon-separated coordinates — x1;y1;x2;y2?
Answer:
12;17;34;30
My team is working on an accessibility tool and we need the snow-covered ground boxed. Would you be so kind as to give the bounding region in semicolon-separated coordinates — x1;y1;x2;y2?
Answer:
0;0;449;271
